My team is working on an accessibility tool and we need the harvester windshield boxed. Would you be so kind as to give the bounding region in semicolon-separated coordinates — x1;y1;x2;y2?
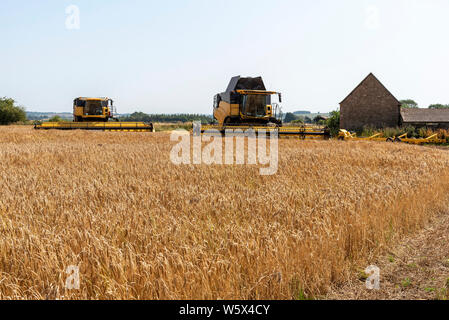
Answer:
85;100;104;115
241;95;270;117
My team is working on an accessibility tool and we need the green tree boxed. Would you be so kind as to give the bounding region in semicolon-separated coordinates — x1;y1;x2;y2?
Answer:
429;104;449;109
326;110;340;137
120;112;213;124
283;112;298;123
291;118;304;124
0;97;27;125
303;116;312;124
313;116;327;124
48;115;63;122
400;99;418;108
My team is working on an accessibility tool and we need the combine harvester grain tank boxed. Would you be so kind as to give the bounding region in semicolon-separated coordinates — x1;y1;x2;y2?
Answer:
34;97;154;132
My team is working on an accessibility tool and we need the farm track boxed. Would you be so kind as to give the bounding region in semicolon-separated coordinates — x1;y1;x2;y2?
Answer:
327;208;449;300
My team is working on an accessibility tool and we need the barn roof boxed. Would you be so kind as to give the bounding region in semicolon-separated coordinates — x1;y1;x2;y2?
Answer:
340;73;401;105
401;108;449;123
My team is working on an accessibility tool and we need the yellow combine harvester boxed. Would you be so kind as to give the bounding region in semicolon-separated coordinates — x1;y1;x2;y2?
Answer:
35;97;154;132
339;129;446;145
202;76;330;139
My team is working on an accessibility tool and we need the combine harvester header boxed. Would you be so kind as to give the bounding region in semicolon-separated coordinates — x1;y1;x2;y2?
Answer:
34;97;154;132
35;121;154;132
339;129;446;145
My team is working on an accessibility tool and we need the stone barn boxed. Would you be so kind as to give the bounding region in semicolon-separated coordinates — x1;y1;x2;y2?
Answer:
340;73;402;131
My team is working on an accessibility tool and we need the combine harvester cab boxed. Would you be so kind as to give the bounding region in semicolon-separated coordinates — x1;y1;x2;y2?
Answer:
203;76;330;139
34;97;154;132
213;76;282;127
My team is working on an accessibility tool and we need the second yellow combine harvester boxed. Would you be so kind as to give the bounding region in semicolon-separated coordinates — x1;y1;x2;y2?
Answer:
202;76;330;139
35;97;154;132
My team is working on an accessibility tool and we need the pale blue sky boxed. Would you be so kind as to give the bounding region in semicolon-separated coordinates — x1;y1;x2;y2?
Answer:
1;0;449;114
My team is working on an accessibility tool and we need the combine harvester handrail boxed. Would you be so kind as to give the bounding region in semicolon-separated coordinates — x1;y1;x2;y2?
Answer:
339;129;446;145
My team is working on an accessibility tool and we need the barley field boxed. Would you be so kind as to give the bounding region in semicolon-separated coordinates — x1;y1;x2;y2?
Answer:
0;126;448;300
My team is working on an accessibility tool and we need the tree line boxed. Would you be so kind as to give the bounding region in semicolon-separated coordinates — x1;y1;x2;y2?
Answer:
400;99;449;109
283;112;328;124
283;110;341;137
119;112;213;124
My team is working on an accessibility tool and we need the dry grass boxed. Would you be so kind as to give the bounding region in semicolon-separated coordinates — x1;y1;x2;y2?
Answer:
327;210;449;300
0;126;448;300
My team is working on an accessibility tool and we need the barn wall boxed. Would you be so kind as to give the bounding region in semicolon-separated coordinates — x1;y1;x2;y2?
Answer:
340;75;401;131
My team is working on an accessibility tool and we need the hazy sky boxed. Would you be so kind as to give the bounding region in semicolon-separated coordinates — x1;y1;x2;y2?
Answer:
1;0;449;114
